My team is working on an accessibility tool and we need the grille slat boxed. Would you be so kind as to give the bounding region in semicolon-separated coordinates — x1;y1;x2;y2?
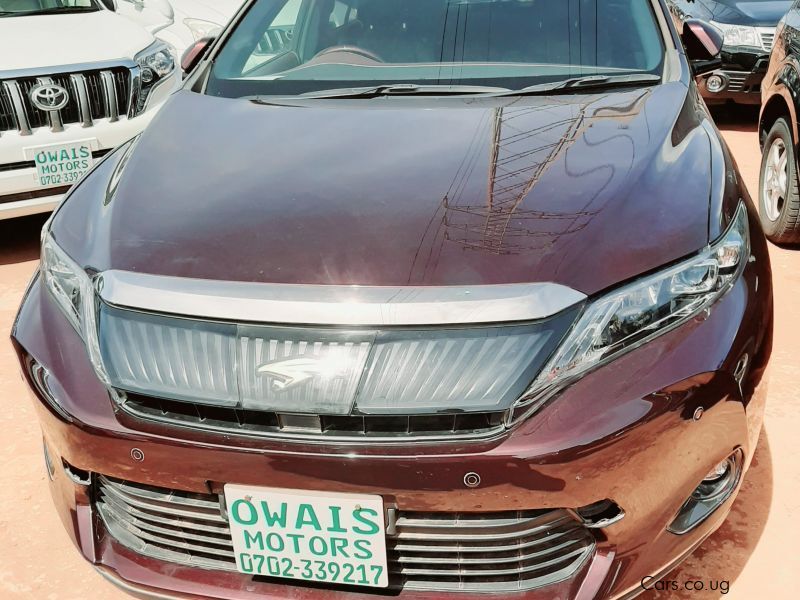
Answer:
102;502;233;547
101;508;237;559
394;527;572;555
96;477;596;592
101;492;232;536
2;81;31;135
761;31;775;52
0;67;130;133
104;477;223;511
392;547;589;577
394;514;571;541
392;538;586;565
101;477;226;523
720;71;749;93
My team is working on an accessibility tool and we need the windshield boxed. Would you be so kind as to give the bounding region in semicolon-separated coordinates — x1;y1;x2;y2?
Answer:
207;0;665;97
0;0;99;16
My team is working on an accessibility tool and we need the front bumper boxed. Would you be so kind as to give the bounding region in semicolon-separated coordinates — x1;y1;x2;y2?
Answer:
12;217;772;599
697;49;771;105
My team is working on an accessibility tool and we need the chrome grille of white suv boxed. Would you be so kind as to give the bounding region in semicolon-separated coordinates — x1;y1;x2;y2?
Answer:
96;476;596;593
0;67;130;135
759;28;776;52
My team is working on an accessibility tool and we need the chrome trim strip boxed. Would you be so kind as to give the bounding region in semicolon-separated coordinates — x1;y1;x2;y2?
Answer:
69;74;93;127
127;65;142;118
0;59;136;80
99;70;119;122
97;270;586;326
35;77;64;133
114;393;508;445
95;566;189;600
2;81;31;135
126;65;140;117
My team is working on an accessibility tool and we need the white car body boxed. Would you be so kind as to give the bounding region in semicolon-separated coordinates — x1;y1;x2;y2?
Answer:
146;0;245;58
0;1;178;220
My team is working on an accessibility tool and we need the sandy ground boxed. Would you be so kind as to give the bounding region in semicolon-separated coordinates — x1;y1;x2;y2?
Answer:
0;107;798;599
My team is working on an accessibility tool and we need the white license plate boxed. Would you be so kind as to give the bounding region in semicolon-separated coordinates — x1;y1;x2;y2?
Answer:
25;140;96;188
224;484;388;588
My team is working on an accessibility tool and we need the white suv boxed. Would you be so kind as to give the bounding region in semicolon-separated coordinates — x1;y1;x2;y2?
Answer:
0;0;178;219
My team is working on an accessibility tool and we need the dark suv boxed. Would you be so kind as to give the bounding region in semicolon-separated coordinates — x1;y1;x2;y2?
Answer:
12;1;773;599
669;0;792;104
760;0;800;243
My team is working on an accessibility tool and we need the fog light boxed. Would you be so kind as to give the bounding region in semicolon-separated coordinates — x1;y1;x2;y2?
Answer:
668;450;743;535
706;74;726;93
25;355;72;423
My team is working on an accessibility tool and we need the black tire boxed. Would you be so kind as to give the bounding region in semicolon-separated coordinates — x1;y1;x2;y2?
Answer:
759;117;800;244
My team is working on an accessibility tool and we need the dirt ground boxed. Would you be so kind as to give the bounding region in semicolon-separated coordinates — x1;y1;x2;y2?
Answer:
0;106;798;599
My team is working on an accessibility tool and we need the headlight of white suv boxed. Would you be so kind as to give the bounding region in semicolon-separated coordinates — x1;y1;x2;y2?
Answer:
131;41;176;117
184;18;222;42
711;21;763;49
515;202;750;416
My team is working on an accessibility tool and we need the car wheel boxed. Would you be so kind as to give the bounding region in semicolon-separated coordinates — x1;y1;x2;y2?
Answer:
759;117;800;244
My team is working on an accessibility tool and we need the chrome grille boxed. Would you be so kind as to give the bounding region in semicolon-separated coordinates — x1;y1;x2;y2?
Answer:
760;30;775;52
390;510;596;591
0;68;130;135
96;476;596;592
722;71;748;92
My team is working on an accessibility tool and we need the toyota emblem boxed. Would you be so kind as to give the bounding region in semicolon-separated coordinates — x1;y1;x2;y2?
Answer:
30;83;69;112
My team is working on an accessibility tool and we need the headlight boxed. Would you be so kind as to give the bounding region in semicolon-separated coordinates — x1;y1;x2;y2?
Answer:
711;21;763;49
131;41;176;117
41;231;109;384
516;202;750;412
184;18;222;42
41;233;90;332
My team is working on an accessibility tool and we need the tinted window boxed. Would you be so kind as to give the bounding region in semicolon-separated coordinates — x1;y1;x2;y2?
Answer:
208;0;665;97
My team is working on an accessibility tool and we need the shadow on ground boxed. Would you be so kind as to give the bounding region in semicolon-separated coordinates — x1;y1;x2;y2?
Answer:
709;105;759;133
0;213;48;265
647;428;773;599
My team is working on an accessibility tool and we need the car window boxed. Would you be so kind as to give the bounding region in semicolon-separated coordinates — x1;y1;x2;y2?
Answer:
0;0;97;12
208;0;665;97
243;0;304;71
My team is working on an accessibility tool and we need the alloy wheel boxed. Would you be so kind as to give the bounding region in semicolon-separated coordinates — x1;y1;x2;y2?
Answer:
762;137;789;222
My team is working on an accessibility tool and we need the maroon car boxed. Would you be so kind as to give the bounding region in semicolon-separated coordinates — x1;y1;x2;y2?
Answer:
12;1;772;599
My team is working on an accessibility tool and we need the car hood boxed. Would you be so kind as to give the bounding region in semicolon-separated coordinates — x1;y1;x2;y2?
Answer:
703;0;792;26
169;0;242;23
54;84;714;297
0;12;154;71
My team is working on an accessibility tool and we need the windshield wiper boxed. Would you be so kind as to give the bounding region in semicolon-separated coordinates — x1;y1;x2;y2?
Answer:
492;73;663;97
295;83;509;99
249;75;659;102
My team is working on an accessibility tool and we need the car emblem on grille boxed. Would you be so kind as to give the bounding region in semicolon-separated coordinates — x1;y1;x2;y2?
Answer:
257;357;346;392
30;83;69;112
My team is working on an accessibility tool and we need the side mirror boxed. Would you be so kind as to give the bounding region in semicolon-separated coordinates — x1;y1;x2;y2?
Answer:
100;0;118;11
681;19;724;75
181;37;215;75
